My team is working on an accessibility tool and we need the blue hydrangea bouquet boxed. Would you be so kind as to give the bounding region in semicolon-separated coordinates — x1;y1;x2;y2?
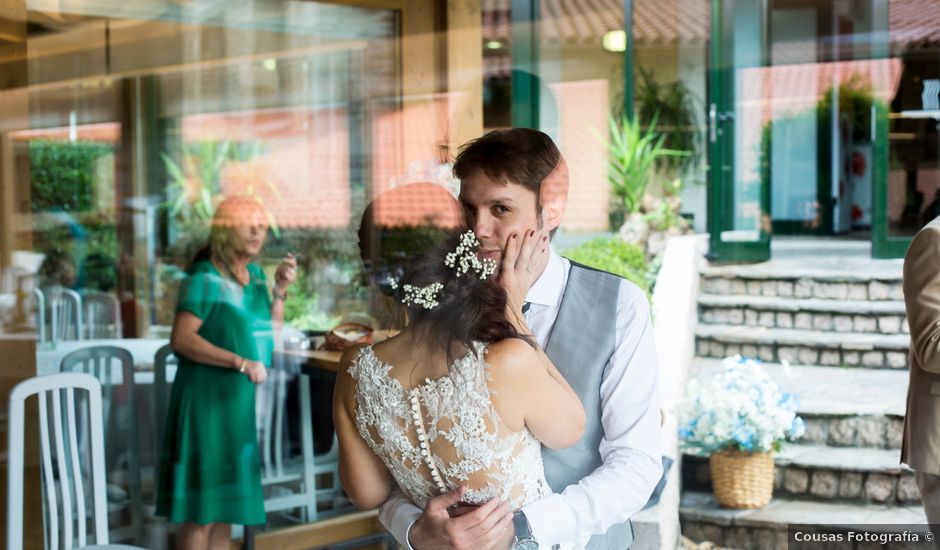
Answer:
679;355;806;508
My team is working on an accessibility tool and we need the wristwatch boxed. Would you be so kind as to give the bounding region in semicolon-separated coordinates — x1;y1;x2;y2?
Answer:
511;511;539;550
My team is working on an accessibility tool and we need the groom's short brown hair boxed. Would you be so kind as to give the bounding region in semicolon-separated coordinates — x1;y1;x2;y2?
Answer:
453;128;562;200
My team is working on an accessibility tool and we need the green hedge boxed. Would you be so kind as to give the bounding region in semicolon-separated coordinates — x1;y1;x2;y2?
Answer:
30;139;112;212
30;139;117;290
564;237;652;294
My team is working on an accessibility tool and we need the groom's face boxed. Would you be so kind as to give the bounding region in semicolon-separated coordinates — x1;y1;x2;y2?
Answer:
458;170;542;266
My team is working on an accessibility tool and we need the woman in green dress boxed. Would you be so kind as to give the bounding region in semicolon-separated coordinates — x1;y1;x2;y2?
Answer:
156;196;297;550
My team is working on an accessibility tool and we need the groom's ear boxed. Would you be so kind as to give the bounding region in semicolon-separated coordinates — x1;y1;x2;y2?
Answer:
540;160;569;231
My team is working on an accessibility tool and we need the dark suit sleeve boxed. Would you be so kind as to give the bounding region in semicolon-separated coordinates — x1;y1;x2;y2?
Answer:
904;226;940;374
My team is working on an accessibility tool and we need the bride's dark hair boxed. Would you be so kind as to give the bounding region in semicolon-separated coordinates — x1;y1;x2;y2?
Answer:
399;229;535;357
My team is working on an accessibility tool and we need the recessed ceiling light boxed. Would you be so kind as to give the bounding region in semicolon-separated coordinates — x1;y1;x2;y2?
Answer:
602;30;626;53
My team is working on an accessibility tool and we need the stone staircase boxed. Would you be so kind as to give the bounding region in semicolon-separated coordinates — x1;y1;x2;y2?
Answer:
680;244;925;549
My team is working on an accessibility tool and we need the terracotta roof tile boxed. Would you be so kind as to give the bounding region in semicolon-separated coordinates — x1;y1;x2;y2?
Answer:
482;0;709;46
183;109;350;229
370;182;462;228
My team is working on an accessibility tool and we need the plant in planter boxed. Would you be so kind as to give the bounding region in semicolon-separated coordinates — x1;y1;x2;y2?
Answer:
679;355;805;508
161;139;281;236
607;113;690;258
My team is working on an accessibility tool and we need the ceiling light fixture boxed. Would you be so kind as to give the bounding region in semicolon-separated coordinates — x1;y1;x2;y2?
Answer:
602;30;626;53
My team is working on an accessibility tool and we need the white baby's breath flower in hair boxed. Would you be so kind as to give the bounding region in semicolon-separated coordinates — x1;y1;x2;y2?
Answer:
401;282;443;310
444;230;497;280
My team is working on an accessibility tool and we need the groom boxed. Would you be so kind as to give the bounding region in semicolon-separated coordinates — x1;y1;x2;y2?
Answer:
378;128;662;550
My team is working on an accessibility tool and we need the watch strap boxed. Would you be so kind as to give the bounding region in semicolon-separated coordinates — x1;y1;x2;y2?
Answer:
512;510;534;542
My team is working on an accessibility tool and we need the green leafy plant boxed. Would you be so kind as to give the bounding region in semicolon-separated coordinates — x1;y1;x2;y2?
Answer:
29;140;119;289
817;74;882;141
30;139;112;213
563;237;652;295
282;284;341;332
632;68;703;174
643;177;684;232
608;114;687;217
162;139;282;236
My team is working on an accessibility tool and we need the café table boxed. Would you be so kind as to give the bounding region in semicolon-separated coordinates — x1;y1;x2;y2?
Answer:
279;348;342;373
277;329;397;375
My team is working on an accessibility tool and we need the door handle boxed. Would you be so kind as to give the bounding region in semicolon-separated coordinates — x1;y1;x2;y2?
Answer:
709;103;717;143
709;104;735;143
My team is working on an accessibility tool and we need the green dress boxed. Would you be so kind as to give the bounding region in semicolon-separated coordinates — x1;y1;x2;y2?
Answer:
156;260;273;525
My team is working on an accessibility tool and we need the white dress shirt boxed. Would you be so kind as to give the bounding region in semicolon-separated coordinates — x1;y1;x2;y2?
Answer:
378;248;663;549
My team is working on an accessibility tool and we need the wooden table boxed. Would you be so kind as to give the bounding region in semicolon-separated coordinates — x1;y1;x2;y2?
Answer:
280;329;399;373
279;348;342;373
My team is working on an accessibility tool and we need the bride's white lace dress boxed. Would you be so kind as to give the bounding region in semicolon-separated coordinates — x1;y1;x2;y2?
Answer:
349;342;551;509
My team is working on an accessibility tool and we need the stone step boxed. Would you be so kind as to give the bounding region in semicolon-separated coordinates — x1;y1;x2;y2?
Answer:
700;256;903;302
698;295;909;335
690;359;908;449
799;411;905;450
683;445;917;506
701;274;904;302
696;325;910;369
680;491;927;550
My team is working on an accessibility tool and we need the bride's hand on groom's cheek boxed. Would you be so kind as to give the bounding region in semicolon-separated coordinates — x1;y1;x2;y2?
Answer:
497;229;549;310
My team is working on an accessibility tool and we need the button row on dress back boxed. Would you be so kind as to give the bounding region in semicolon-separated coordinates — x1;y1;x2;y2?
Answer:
409;389;448;494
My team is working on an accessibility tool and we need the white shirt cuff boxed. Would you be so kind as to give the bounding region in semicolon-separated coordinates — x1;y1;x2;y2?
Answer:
378;498;422;550
521;493;579;548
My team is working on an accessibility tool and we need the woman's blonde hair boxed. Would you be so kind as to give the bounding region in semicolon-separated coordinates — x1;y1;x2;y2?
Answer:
191;195;267;279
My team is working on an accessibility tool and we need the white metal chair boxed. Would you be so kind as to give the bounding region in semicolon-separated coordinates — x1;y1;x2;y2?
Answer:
7;372;146;550
141;344;176;513
82;292;122;339
61;347;142;544
45;286;83;343
312;434;342;512
152;344;176;468
257;365;319;522
32;287;47;344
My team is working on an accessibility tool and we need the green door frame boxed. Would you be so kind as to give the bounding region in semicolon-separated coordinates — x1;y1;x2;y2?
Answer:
707;0;772;263
871;103;907;258
868;0;907;259
511;0;539;129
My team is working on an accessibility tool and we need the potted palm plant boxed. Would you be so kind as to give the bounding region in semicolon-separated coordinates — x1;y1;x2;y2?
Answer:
607;113;689;256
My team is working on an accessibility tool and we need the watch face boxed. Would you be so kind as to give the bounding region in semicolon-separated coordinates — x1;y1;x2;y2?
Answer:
513;540;539;550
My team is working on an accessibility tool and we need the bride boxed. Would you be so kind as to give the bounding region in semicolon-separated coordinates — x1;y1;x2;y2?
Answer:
333;227;585;531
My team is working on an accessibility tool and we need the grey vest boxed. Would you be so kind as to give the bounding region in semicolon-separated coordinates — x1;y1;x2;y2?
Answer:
541;262;634;550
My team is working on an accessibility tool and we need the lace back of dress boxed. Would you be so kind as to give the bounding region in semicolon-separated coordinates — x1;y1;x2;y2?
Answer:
349;344;551;510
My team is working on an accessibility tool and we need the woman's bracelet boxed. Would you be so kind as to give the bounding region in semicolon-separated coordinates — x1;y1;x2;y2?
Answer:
237;357;248;373
272;288;288;302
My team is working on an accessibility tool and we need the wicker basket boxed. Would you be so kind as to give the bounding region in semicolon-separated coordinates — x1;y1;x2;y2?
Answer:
709;448;774;509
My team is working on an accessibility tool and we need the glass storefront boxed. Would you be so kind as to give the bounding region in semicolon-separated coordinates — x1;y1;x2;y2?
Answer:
4;0;940;547
1;0;466;546
707;0;940;260
2;1;650;547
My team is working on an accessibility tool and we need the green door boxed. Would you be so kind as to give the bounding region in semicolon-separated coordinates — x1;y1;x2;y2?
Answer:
707;0;771;263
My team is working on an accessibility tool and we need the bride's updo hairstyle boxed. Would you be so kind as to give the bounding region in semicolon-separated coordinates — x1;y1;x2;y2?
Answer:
399;229;535;357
